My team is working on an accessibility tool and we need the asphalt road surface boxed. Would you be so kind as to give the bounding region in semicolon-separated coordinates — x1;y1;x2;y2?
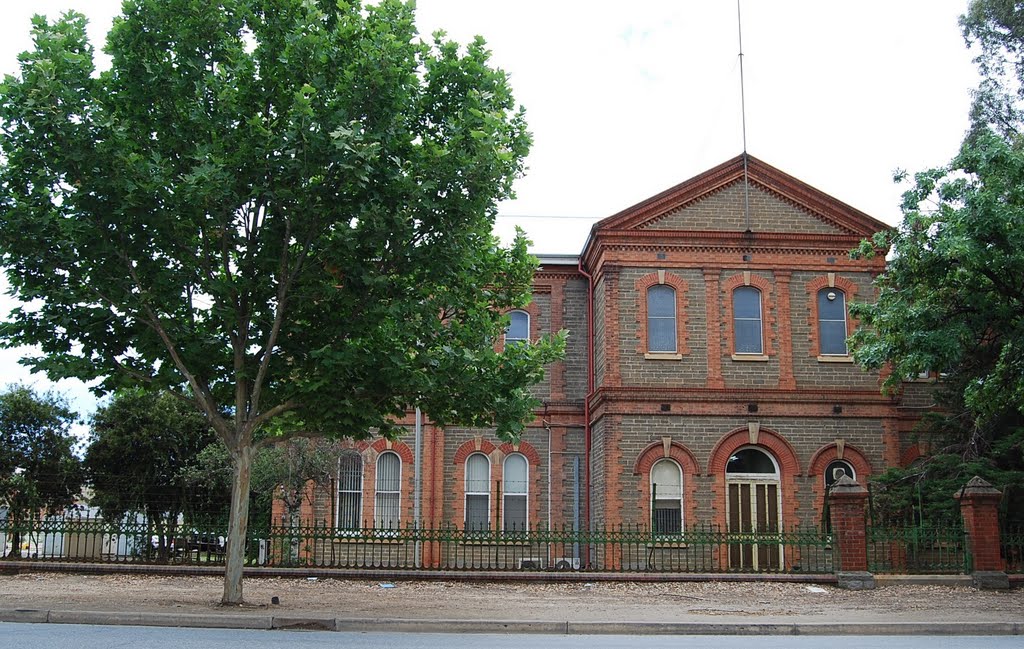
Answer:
1;624;1019;649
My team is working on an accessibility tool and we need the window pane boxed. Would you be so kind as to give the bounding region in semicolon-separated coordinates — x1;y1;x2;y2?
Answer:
647;285;675;317
825;460;855;489
338;492;361;529
726;448;777;474
734;320;763;354
817;289;846;320
374;492;400;529
651;460;681;499
506;310;529;343
653;501;682;534
733;287;761;319
339;454;362;492
503;454;528;495
819;321;848;355
503;495;527;531
466;494;489;530
466;454;490;493
376;452;401;493
648;318;676;353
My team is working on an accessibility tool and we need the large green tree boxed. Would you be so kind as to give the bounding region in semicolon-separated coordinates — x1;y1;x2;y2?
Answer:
0;385;81;556
849;0;1024;523
0;0;562;602
85;389;223;560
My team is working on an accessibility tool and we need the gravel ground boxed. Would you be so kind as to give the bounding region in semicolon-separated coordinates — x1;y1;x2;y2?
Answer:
1;572;1023;624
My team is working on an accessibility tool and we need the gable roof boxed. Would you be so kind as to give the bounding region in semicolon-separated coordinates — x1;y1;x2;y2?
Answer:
588;153;890;240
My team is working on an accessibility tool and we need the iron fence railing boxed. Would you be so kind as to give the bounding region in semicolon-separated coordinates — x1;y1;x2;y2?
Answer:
867;523;970;574
0;516;834;574
1002;527;1023;574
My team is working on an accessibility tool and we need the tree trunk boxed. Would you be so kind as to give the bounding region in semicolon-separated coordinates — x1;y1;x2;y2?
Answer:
222;442;253;605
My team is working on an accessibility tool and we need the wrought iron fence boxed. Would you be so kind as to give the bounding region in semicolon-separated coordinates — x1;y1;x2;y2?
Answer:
866;523;970;574
1002;527;1024;574
0;515;834;574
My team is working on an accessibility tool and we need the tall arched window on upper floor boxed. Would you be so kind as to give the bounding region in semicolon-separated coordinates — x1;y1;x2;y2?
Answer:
651;459;683;534
505;310;529;347
733;287;763;355
465;453;491;531
817;288;848;356
502;453;528;532
374;451;401;530
337;452;362;531
647;285;677;353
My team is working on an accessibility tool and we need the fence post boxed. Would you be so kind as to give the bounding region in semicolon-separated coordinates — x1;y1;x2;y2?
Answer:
955;476;1009;590
829;475;874;590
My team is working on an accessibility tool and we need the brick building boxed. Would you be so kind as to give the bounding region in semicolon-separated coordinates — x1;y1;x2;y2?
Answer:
286;154;929;570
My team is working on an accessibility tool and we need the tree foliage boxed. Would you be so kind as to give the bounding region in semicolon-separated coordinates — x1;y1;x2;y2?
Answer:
84;389;224;559
0;385;81;555
0;0;563;601
850;0;1024;524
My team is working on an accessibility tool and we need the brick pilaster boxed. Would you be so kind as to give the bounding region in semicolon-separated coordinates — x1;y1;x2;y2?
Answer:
955;476;1008;588
774;271;795;389
829;475;873;588
703;269;724;389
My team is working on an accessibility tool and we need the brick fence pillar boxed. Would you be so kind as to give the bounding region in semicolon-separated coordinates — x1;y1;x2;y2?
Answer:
955;476;1009;589
829;475;874;589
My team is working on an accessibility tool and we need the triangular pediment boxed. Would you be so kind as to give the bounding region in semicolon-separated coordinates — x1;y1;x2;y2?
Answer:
593;154;889;238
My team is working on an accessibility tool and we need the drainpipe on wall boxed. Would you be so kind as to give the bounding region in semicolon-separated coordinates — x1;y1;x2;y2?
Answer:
577;258;595;552
413;406;422;568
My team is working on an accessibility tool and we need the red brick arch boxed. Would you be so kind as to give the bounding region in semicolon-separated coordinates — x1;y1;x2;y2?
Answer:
808;443;872;480
453;438;498;465
369;438;414;464
498;441;542;466
634;271;690;355
633;439;700;477
707;427;801;476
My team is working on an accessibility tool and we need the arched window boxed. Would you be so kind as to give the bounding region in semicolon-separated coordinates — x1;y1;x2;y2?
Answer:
647;285;677;353
374;452;401;529
817;288;848;355
465;453;491;531
505;310;530;346
733;287;763;355
337;453;362;530
824;459;855;490
651;459;683;534
503;454;529;532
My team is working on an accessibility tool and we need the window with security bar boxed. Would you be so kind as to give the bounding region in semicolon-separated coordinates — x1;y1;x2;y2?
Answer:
651;459;683;534
337;453;362;530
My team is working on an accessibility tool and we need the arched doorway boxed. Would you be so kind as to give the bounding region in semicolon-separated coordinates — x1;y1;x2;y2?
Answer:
726;447;781;570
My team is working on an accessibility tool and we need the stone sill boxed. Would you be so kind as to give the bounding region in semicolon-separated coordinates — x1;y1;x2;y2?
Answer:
644;352;683;360
817;355;854;363
731;354;769;362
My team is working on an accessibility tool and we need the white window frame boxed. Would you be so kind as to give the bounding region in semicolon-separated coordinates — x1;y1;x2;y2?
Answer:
337;452;363;531
505;310;530;346
650;459;683;535
733;287;764;355
817;288;849;356
374;451;401;530
646;285;677;353
465;453;491;531
502;453;529;532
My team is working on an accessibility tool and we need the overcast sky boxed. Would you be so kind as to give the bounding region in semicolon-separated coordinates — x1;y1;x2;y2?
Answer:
0;1;982;420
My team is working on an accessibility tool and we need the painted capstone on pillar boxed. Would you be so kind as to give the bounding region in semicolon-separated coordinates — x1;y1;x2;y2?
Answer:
829;474;875;590
955;476;1009;590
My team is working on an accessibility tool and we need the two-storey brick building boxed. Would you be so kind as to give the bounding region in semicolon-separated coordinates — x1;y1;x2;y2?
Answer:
288;154;926;570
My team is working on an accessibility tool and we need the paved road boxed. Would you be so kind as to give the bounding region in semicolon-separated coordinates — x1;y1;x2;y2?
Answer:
1;624;1019;649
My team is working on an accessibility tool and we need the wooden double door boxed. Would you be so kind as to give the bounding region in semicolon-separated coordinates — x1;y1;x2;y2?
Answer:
727;480;781;571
